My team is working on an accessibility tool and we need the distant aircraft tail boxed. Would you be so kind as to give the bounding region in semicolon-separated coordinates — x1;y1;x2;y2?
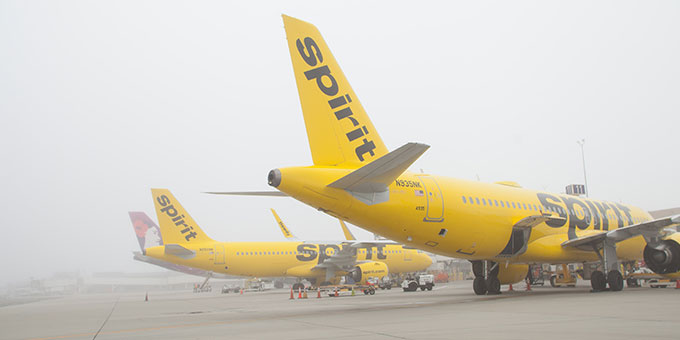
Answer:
128;211;163;250
271;208;298;240
282;15;389;168
151;188;215;244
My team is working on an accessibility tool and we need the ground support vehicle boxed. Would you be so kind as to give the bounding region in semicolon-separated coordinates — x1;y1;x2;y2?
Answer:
314;284;376;297
376;277;393;290
549;264;578;287
402;274;434;291
221;284;241;294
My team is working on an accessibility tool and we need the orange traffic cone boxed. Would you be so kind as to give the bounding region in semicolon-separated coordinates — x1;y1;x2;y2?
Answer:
289;287;294;300
317;287;321;298
145;292;148;302
675;280;680;289
526;280;532;291
508;284;514;292
298;287;302;299
335;289;339;297
303;289;308;299
240;289;243;295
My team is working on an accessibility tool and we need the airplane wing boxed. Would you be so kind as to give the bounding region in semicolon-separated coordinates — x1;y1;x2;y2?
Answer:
562;215;680;251
205;191;288;196
515;214;566;229
313;240;399;271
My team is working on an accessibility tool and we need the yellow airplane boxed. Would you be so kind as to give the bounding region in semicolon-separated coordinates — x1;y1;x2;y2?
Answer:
143;189;432;290
215;15;680;295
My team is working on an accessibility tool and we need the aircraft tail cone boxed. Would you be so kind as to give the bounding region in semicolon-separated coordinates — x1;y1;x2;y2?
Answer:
289;287;294;300
317;287;321;298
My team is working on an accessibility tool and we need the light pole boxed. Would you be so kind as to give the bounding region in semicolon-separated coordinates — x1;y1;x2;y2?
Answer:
577;139;588;197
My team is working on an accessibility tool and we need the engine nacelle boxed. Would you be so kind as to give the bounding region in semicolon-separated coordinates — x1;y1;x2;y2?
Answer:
347;261;389;284
644;239;680;274
497;263;529;284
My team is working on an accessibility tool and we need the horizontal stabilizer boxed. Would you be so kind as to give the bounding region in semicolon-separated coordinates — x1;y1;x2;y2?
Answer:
328;142;430;205
205;191;288;197
164;244;196;259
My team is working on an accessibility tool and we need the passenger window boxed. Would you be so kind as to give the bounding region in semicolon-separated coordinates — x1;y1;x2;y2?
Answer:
462;196;467;203
522;203;527;210
482;199;486;205
476;198;480;205
494;200;498;207
512;202;516;209
469;196;474;204
500;201;505;207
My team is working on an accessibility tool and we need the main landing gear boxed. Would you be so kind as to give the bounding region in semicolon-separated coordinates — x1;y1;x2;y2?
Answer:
590;239;624;292
471;260;501;295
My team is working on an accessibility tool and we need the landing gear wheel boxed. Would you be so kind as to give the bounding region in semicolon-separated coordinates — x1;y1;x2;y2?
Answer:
590;270;606;292
472;261;484;277
607;270;624;291
550;276;557;288
473;277;487;295
626;277;638;288
486;277;501;295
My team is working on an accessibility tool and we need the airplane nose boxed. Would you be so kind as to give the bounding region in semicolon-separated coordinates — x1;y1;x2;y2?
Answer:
268;169;281;187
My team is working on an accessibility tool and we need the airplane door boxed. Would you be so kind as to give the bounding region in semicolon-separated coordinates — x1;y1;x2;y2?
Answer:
214;244;225;265
418;176;444;222
403;248;413;262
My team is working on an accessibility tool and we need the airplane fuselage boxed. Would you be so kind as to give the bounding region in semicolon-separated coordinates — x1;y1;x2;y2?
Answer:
145;240;431;280
273;167;653;265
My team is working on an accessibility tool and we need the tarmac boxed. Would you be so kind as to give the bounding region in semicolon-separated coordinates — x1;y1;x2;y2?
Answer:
1;281;678;340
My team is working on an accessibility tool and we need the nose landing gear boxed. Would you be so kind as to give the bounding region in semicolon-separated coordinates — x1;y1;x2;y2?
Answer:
471;260;501;295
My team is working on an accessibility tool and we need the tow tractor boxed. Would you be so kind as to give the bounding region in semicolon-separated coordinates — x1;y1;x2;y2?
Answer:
401;274;434;291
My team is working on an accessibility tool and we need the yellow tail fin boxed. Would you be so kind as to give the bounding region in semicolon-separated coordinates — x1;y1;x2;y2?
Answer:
151;188;214;244
282;15;388;168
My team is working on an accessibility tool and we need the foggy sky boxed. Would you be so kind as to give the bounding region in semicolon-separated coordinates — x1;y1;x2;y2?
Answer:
1;1;679;285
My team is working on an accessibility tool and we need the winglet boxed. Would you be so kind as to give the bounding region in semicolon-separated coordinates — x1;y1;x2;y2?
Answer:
339;220;356;240
271;208;298;240
328;142;430;204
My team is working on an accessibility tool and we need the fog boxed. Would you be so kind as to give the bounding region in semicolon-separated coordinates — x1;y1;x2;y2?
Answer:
1;1;678;286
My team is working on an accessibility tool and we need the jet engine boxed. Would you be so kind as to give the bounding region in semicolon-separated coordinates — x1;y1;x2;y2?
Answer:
497;263;529;284
347;261;389;284
644;239;680;274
